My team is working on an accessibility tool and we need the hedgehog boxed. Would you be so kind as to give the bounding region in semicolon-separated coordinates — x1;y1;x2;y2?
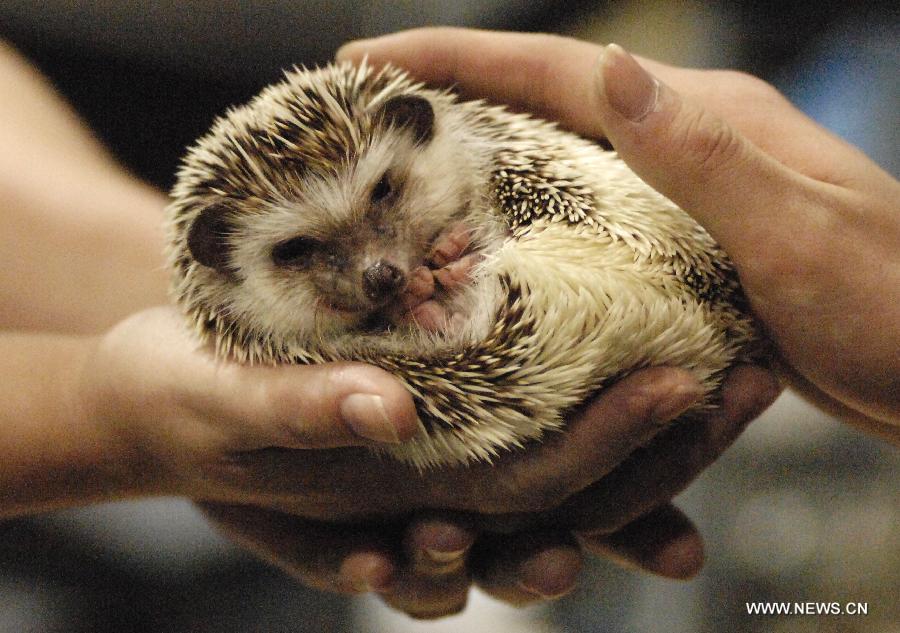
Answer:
166;61;763;469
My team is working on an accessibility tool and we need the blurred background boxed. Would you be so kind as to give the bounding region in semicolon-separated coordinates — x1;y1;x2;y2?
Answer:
0;1;897;632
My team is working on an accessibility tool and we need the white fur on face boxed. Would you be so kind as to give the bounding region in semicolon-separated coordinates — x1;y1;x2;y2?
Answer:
218;115;506;354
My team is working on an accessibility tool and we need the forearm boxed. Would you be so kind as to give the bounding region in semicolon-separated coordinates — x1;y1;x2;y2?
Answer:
0;40;118;172
0;40;169;333
0;178;169;333
0;332;160;517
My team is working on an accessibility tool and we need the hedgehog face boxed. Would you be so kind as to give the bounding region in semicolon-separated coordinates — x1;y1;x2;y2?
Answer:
183;91;488;348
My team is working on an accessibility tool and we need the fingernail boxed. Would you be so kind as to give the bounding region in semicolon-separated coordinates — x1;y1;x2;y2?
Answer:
340;394;400;444
349;574;394;594
517;548;581;599
597;43;660;122
342;553;396;593
424;547;468;564
335;38;373;61
349;577;373;593
365;572;396;593
580;540;644;572
650;384;703;425
516;580;571;600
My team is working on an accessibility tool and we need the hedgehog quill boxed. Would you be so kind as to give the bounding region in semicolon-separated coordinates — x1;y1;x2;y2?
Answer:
166;62;763;469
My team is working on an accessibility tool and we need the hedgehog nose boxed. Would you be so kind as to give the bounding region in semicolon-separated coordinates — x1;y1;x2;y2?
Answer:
362;260;406;301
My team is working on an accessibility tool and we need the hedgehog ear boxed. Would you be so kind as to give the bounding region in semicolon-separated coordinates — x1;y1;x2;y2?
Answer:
187;203;234;273
378;95;434;145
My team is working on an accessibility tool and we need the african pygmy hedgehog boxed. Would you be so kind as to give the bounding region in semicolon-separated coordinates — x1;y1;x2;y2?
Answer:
166;61;762;468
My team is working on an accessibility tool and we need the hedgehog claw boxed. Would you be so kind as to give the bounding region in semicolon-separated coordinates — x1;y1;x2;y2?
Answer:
434;253;481;289
429;222;474;267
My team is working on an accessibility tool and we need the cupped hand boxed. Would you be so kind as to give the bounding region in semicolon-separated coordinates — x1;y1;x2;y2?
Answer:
337;27;900;434
76;306;421;496
201;363;778;618
75;305;775;617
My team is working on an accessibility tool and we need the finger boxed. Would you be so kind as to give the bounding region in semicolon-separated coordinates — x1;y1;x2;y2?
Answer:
336;28;782;142
406;300;451;332
594;43;831;267
337;29;858;175
196;359;421;449
405;513;476;575
401;266;435;306
558;364;781;533
470;366;704;513
199;503;398;595
578;504;705;580
339;28;610;139
378;574;471;620
377;515;476;619
471;531;583;606
779;362;900;446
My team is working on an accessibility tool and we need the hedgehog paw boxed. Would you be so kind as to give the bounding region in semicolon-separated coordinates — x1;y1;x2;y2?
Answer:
394;222;483;333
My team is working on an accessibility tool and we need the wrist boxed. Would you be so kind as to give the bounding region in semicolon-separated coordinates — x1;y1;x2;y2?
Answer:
0;332;166;518
778;362;900;444
75;332;175;502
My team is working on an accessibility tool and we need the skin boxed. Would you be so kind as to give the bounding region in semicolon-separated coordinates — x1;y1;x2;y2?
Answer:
337;28;900;439
0;37;781;620
332;29;900;613
200;362;773;614
3;307;775;614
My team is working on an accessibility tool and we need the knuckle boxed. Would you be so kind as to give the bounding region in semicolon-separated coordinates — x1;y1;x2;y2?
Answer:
673;105;744;175
428;25;462;41
725;70;784;103
491;461;588;513
201;450;256;485
278;366;334;423
240;369;330;446
522;477;577;513
486;475;539;513
621;387;657;421
532;32;567;50
251;374;297;426
277;421;321;448
405;599;468;620
520;33;571;100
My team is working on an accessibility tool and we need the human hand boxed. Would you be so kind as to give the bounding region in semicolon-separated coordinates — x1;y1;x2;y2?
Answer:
200;363;777;618
75;306;773;615
80;302;724;508
0;32;788;618
337;28;900;436
76;306;421;499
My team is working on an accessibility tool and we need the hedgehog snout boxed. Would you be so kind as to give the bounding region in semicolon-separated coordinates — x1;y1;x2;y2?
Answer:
362;259;406;302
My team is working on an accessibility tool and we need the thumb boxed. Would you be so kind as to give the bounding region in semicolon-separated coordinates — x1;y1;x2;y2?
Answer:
209;361;422;449
593;44;804;263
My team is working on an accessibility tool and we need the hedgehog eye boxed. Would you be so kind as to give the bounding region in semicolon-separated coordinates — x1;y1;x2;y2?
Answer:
272;236;319;268
371;173;392;204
